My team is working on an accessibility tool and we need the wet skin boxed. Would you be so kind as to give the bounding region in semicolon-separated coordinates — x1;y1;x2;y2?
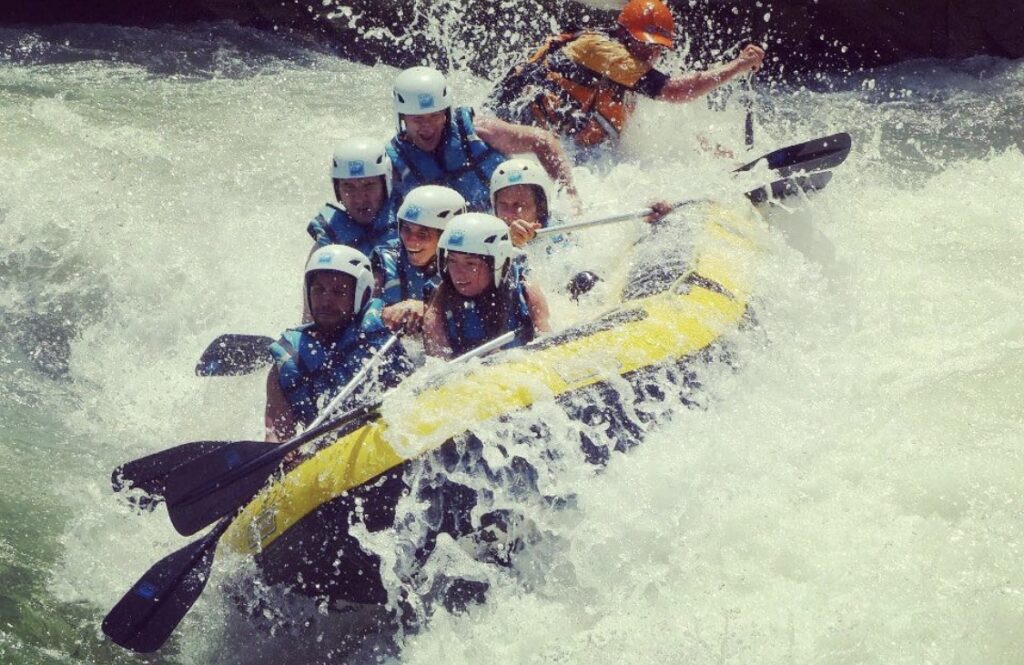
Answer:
494;184;542;247
446;251;492;297
402;110;448;152
308;271;357;334
399;221;443;267
335;176;386;225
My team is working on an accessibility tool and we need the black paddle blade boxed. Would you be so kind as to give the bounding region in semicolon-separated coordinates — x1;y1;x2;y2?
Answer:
160;406;381;536
112;440;233;501
195;334;274;377
746;171;834;204
736;132;851;177
163;440;281;536
101;526;223;653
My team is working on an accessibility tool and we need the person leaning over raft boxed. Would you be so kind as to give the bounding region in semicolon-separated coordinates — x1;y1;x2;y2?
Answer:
370;184;467;334
423;213;550;358
264;245;412;441
387;66;581;213
306;136;398;257
486;0;765;155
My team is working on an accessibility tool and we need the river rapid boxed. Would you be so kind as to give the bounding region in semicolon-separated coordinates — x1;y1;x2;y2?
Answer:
1;19;1022;665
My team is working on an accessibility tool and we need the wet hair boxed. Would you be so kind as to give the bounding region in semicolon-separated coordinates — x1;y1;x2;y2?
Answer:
528;185;550;227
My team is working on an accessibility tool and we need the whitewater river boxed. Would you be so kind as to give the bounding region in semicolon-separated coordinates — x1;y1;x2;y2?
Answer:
1;20;1022;665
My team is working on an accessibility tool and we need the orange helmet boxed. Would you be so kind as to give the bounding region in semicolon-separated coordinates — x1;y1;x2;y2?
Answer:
617;0;675;48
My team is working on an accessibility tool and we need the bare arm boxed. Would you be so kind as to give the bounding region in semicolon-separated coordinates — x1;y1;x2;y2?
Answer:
524;280;551;334
422;300;453;358
656;44;765;103
264;366;297;443
475;116;580;208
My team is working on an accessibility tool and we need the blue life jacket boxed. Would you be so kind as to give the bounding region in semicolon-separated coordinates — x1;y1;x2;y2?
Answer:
443;275;535;357
370;239;440;306
269;299;408;426
387;106;507;212
306;199;398;257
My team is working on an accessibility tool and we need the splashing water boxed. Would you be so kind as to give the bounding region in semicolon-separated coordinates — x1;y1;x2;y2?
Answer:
1;18;1022;665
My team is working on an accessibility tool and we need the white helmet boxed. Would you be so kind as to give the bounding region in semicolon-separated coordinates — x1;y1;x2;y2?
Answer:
437;213;515;287
304;245;374;316
331;136;393;195
489;158;553;214
393;66;451;132
398;185;468;232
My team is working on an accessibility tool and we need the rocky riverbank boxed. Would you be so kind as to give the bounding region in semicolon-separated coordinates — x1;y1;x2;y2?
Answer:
2;0;1021;80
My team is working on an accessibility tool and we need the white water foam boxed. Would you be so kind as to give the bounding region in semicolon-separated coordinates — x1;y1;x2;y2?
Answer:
1;23;1021;665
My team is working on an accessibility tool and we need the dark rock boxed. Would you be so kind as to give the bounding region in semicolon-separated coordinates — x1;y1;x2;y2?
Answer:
0;0;1020;78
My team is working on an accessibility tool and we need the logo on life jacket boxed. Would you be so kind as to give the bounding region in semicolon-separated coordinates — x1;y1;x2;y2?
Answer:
448;230;465;247
417;93;435;109
404;205;422;221
347;160;366;177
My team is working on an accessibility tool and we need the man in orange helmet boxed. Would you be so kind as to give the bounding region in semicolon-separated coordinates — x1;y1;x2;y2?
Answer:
487;0;765;156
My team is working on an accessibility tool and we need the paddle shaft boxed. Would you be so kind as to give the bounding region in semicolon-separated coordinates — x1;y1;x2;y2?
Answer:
450;329;517;363
242;327;511;468
307;331;403;430
534;201;697;238
166;326;520;528
171;333;406;511
535;133;850;238
743;73;755;149
274;328;505;465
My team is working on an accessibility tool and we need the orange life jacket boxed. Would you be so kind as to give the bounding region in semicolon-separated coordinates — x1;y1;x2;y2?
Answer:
513;31;654;148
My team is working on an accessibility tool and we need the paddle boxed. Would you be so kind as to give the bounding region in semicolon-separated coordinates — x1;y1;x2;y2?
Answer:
742;73;755;150
112;440;232;511
735;131;851;178
113;328;404;504
194;333;275;377
533;173;834;238
102;406;385;650
162;328;517;536
102;518;230;653
195;133;851;376
165;330;405;535
101;331;410;651
101;328;522;654
535;133;850;239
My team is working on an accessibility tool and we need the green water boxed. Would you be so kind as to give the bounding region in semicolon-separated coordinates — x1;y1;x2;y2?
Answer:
2;21;1023;665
